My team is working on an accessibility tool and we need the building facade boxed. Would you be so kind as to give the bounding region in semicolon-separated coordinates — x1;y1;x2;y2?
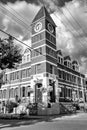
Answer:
57;50;86;102
0;6;86;107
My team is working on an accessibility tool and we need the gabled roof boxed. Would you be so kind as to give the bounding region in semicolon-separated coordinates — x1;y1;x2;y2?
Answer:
32;6;56;26
56;50;63;56
72;60;78;65
24;48;30;54
64;56;71;61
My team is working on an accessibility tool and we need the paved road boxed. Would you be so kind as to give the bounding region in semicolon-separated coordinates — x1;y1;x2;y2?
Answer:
0;112;87;130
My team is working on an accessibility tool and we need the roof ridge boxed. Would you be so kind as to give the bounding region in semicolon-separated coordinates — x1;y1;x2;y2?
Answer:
31;6;56;26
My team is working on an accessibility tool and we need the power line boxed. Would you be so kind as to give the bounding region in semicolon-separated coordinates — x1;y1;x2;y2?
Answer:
0;4;46;57
40;0;85;48
6;4;30;25
0;4;31;40
0;29;31;49
0;3;30;28
0;4;30;30
0;2;86;57
54;12;84;48
0;28;45;57
1;1;86;50
0;10;29;33
61;0;87;37
57;0;87;47
54;10;86;48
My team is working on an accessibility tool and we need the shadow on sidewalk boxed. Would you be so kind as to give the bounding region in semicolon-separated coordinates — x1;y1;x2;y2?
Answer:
0;112;80;129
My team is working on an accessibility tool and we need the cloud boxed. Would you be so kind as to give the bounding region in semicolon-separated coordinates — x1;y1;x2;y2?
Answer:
0;1;40;54
0;0;73;7
0;0;87;74
62;0;87;59
0;1;40;38
0;0;40;5
50;0;87;73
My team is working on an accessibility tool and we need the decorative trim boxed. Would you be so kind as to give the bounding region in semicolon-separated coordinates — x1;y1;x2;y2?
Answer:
31;60;57;66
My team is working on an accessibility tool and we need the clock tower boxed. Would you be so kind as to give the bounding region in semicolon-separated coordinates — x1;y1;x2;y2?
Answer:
31;6;58;105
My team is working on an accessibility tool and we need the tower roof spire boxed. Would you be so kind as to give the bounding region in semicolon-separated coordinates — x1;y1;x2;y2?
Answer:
32;6;56;26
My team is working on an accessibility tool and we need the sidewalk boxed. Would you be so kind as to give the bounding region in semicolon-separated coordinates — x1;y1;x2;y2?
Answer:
0;110;84;120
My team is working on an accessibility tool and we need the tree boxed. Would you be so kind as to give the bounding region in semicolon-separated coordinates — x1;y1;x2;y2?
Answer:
0;36;22;70
5;100;18;113
0;36;22;86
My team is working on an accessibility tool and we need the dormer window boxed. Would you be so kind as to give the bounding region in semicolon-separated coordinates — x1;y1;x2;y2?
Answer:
67;61;72;68
22;55;27;63
22;56;26;63
76;65;79;71
58;57;60;63
57;50;63;65
69;62;72;68
64;61;67;66
64;61;72;68
27;54;30;62
68;62;69;67
72;65;75;70
64;56;72;68
22;48;31;64
57;56;63;64
72;60;79;72
61;58;63;64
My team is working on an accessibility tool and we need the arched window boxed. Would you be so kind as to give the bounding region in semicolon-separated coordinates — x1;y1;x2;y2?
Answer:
0;90;2;99
9;88;14;98
27;86;31;97
22;87;25;97
3;89;6;99
14;87;18;98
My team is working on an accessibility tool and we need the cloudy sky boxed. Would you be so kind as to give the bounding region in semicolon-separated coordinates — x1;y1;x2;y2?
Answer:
0;0;87;74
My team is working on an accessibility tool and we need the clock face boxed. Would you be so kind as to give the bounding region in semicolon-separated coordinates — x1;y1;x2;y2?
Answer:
34;22;42;32
47;23;54;34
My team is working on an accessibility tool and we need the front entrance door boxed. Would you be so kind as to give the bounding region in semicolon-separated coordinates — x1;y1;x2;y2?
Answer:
35;83;42;103
49;85;55;102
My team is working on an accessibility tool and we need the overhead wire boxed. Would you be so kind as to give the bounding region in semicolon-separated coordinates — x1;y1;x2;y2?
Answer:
61;0;87;37
0;4;46;57
54;12;84;48
6;4;30;24
0;1;87;58
40;0;86;48
56;0;87;47
0;10;29;33
0;29;31;49
0;3;31;46
5;4;30;38
0;4;30;30
0;0;85;48
0;28;45;57
54;11;86;48
0;9;30;43
1;1;87;49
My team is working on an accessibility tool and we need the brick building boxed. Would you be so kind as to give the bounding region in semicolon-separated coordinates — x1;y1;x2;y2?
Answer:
0;6;86;111
57;50;86;102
